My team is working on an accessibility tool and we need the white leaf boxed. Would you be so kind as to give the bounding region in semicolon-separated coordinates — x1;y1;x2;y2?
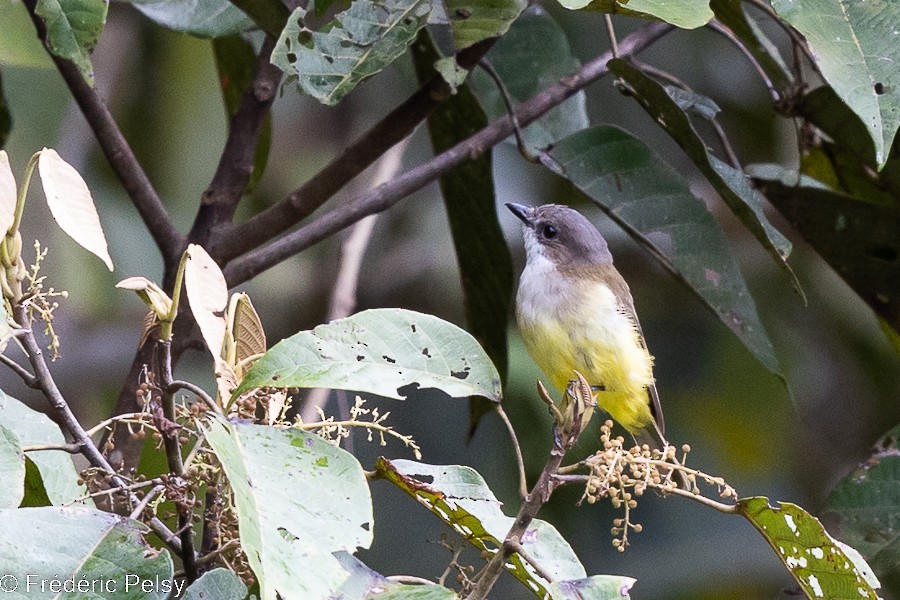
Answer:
0;151;17;236
38;148;114;271
185;244;228;361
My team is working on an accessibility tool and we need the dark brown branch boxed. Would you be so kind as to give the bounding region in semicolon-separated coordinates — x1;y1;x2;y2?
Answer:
11;305;183;556
23;0;184;269
211;38;498;263
223;21;673;285
0;353;38;387
189;36;281;243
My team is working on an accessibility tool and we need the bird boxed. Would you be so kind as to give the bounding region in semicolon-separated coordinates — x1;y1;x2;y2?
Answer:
506;202;667;448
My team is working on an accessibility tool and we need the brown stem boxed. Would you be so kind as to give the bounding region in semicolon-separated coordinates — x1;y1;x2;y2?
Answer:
223;21;674;285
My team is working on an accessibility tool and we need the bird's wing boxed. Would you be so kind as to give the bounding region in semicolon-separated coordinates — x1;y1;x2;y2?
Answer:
619;295;666;437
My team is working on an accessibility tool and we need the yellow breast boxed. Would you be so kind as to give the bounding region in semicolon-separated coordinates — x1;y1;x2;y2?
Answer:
516;273;655;432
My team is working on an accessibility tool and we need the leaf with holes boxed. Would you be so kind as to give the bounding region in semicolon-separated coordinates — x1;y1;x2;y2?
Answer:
38;148;113;271
739;497;880;599
232;308;502;402
771;0;900;168
204;419;372;599
444;0;526;50
273;0;431;105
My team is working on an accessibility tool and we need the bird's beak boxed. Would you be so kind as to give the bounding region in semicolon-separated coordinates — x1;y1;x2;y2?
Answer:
506;203;533;227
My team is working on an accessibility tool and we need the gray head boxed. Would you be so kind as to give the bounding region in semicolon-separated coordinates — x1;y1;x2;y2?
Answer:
506;203;612;267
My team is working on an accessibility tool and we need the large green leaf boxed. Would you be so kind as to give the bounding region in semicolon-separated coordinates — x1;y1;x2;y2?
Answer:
444;0;526;50
771;0;900;168
273;0;431;106
233;308;503;402
560;0;712;29
755;179;900;334
128;0;254;38
545;126;780;374
469;8;588;154
608;58;798;291
411;33;511;434
0;424;24;509
821;423;900;585
203;419;372;600
182;568;247;600
212;36;272;192
377;458;635;599
739;497;880;600
34;0;108;85
0;506;174;599
0;390;91;507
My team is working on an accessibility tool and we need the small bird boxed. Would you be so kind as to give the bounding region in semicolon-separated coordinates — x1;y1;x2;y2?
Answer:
507;202;667;448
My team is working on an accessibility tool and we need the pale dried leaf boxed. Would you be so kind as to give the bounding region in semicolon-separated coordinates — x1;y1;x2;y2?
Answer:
139;310;159;349
215;357;238;406
266;391;287;426
38;148;113;271
0;151;16;235
232;293;266;365
116;276;172;318
185;244;228;361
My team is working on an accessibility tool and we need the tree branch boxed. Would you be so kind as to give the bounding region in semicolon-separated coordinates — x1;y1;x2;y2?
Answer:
189;36;281;243
211;38;498;263
23;0;184;269
11;305;184;556
223;21;674;285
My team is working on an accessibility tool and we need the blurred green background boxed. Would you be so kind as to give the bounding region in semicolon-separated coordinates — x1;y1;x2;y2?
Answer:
2;3;899;598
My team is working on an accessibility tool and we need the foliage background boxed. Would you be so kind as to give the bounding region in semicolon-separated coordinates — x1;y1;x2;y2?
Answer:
2;3;899;597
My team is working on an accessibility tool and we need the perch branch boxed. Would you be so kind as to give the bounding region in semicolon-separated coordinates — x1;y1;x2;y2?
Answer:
224;21;674;285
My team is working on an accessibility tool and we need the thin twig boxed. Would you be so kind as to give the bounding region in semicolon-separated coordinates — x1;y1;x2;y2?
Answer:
10;305;183;555
129;484;164;520
706;20;780;103
477;60;538;163
166;380;222;416
494;405;528;501
22;442;83;453
224;21;674;285
0;353;38;387
156;341;198;582
385;576;439;586
212;39;498;263
605;15;620;58
22;0;184;268
86;412;154;437
506;540;556;584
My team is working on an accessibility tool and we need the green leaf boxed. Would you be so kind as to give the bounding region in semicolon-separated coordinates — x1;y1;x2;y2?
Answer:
20;458;52;508
755;180;900;334
411;33;511;434
549;576;635;599
212;35;272;192
444;0;526;50
182;568;248;600
273;0;432;106
0;390;91;506
738;497;880;599
771;0;900;168
546;126;780;374
797;86;877;168
0;424;24;509
469;8;588;154
609;58;798;291
128;0;254;38
0;506;174;599
334;551;459;599
377;458;592;597
822;423;900;584
232;308;503;402
34;0;108;85
203;419;372;599
562;0;712;29
709;0;792;89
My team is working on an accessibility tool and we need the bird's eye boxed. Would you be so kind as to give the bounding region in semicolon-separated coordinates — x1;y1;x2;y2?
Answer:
541;224;558;239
